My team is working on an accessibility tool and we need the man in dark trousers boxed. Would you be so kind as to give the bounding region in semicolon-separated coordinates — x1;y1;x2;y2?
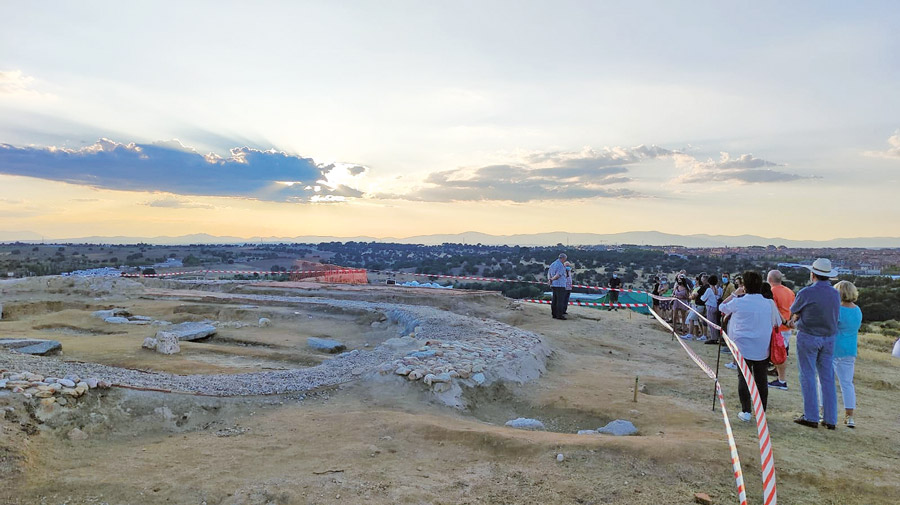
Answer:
607;273;622;311
548;253;568;319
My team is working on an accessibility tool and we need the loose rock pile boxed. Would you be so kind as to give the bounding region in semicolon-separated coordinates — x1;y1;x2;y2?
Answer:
377;319;548;404
1;370;110;408
61;267;123;277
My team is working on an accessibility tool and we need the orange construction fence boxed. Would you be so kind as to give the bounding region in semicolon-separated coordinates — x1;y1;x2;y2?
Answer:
288;261;368;284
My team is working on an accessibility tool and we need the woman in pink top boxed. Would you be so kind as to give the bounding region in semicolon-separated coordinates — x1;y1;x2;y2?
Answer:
672;275;691;335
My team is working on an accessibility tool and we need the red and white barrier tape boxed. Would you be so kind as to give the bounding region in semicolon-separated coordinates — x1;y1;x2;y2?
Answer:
651;296;777;505
120;265;652;295
521;299;647;308
722;328;777;505
369;269;651;294
648;307;747;504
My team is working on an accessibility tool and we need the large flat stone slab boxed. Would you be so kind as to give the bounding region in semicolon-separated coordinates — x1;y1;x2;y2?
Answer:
162;322;217;341
0;338;62;356
307;337;346;353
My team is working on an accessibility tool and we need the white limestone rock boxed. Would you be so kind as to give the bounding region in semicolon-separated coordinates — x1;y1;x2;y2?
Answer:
505;418;545;430
596;420;638;436
155;332;181;354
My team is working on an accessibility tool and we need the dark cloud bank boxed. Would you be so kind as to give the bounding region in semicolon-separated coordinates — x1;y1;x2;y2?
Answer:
0;138;366;202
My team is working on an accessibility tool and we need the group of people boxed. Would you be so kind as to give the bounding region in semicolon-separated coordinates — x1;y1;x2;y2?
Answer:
674;259;862;429
551;253;863;430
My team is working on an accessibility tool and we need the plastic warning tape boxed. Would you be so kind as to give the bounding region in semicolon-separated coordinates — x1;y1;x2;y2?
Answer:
521;299;647;308
648;307;748;505
125;265;650;294
722;333;777;505
120;268;366;278
654;296;777;505
370;269;651;294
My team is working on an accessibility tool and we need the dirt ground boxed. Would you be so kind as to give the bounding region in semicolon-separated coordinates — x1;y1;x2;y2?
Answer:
1;279;899;505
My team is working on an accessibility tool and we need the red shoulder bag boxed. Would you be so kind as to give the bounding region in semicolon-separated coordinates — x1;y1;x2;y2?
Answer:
770;327;787;365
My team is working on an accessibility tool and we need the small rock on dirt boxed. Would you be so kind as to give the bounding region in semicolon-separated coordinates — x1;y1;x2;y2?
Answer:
258;317;271;327
67;428;88;441
505;418;545;430
597;420;638;436
694;492;713;505
556;453;564;462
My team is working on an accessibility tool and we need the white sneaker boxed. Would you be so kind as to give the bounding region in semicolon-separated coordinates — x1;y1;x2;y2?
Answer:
724;362;737;370
695;335;709;342
738;412;752;422
679;333;694;340
845;416;855;428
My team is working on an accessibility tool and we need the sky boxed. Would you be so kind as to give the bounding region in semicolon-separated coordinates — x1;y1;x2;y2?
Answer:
1;1;899;241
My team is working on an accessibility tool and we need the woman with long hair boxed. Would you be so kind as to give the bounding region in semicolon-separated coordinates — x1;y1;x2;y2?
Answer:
673;274;691;335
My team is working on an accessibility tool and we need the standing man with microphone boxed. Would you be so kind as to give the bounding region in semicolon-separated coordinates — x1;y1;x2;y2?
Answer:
548;253;568;320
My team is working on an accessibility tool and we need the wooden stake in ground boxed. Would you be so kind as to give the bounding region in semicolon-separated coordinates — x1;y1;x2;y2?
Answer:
633;376;639;402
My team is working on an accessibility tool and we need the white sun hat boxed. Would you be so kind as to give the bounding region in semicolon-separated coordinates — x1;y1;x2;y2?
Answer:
809;258;838;278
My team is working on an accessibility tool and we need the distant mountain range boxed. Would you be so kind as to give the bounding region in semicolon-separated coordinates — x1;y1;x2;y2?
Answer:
2;230;900;248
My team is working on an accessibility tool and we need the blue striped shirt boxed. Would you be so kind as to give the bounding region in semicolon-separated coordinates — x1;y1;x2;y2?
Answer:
548;259;567;288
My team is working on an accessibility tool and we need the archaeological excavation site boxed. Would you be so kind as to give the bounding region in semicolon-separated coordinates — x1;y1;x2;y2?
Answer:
2;273;898;505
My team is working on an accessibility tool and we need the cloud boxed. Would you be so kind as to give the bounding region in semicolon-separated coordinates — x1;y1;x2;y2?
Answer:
674;152;812;183
524;145;674;169
390;145;671;202
0;138;369;203
143;197;213;209
0;70;55;100
864;130;900;159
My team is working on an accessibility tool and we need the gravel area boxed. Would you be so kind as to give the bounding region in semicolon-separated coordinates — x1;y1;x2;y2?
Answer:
1;292;549;401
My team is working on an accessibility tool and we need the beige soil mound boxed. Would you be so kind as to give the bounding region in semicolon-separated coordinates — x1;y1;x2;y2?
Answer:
1;279;899;504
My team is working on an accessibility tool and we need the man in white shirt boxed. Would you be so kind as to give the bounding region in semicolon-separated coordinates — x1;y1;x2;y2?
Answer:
718;271;780;421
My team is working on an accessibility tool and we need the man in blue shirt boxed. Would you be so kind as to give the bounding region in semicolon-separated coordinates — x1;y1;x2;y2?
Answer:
548;253;568;320
789;258;841;429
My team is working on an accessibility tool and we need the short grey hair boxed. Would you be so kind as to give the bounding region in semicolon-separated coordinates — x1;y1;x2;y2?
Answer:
559;253;567;259
767;270;784;284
